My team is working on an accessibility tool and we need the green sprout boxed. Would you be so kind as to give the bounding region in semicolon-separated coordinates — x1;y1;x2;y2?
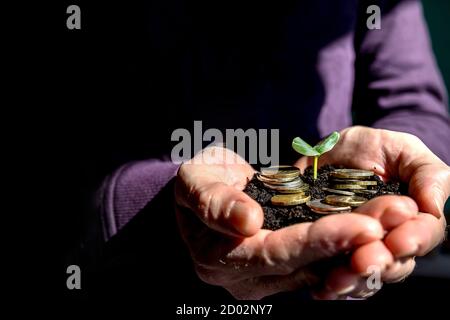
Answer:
292;131;341;180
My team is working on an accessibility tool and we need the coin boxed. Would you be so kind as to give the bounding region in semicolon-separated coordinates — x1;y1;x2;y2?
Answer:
324;195;368;207
331;179;377;186
330;169;374;179
260;165;300;179
278;185;310;194
306;199;351;213
353;189;378;196
332;184;367;190
263;179;304;191
264;183;308;192
322;187;355;196
256;173;297;184
271;194;311;206
310;208;351;214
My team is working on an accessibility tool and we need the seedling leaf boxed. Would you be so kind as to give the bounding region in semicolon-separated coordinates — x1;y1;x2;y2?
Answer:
314;131;340;154
292;137;320;156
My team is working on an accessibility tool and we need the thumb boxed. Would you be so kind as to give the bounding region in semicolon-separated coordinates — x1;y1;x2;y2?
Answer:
176;181;264;237
408;164;450;218
294;156;313;173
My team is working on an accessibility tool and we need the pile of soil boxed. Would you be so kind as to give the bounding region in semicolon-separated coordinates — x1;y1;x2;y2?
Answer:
243;165;407;230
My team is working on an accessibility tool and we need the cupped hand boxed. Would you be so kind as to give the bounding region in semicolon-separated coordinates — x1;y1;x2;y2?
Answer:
175;146;387;299
295;126;449;299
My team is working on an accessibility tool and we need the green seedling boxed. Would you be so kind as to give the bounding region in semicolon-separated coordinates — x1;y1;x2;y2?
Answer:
292;131;341;180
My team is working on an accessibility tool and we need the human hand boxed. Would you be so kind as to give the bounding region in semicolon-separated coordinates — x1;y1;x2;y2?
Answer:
295;126;449;299
175;146;389;299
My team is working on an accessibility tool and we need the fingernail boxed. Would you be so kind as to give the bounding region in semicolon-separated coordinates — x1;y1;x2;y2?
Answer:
434;197;443;218
396;243;419;259
230;201;259;236
359;290;377;298
354;230;383;245
432;185;445;218
336;284;356;295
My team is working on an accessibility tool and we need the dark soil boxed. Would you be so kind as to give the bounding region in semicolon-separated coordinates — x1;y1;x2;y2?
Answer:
243;165;407;230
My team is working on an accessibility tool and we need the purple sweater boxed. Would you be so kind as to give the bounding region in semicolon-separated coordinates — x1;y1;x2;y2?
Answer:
98;0;449;240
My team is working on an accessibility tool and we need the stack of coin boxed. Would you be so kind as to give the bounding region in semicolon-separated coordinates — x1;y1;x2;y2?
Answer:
306;194;368;215
303;169;375;215
257;165;311;206
328;169;378;196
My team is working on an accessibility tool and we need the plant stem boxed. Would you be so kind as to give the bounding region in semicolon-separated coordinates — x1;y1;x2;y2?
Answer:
313;156;318;180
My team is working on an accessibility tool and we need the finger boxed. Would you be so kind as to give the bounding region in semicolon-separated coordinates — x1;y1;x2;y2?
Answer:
351;240;394;275
318;258;415;299
354;195;418;230
260;213;384;276
177;181;264;237
324;266;361;296
407;164;450;218
382;257;416;283
384;213;446;258
175;205;270;282
348;279;382;299
294;156;312;173
314;266;381;300
179;211;384;283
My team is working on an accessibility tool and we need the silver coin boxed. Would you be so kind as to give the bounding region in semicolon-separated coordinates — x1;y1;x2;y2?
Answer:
259;176;303;186
322;187;355;196
263;181;305;192
263;177;303;189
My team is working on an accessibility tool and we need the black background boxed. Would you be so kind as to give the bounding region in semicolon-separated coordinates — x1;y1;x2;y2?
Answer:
15;0;449;311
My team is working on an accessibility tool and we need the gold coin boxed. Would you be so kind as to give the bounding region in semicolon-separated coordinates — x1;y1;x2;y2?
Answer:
330;169;374;179
271;194;311;206
331;179;377;186
306;199;351;213
332;184;367;190
322;187;355;196
353;189;378;196
260;165;300;179
278;186;310;194
324;195;368;207
256;173;297;184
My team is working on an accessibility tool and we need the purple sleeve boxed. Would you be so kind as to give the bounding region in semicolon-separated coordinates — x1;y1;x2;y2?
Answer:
96;159;180;240
353;0;450;164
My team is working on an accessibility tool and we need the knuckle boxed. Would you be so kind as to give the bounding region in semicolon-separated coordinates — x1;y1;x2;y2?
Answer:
197;188;214;220
197;183;224;220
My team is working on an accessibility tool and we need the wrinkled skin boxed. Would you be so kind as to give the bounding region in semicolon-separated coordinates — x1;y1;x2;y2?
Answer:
175;126;449;300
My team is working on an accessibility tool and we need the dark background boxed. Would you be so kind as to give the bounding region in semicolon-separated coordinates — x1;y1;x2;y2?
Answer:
423;0;450;104
31;0;449;306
